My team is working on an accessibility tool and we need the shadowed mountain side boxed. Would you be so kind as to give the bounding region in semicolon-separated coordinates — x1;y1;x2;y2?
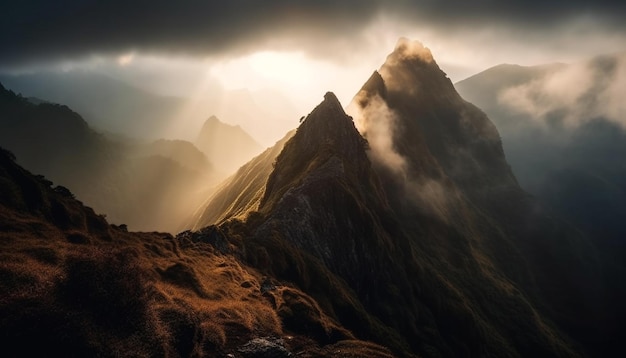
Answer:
350;39;607;355
195;115;264;175
455;59;626;352
0;84;217;232
190;130;295;229
209;91;581;357
0;147;395;357
191;40;613;357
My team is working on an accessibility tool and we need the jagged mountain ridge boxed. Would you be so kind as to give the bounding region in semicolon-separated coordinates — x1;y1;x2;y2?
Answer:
197;39;609;357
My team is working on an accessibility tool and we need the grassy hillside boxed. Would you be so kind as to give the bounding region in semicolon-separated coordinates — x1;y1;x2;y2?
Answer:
0;146;394;357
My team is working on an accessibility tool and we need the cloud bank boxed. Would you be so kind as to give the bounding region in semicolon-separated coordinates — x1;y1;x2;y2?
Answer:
499;53;626;128
2;1;625;67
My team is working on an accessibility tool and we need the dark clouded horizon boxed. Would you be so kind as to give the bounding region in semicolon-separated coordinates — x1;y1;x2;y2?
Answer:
2;0;625;147
2;0;626;67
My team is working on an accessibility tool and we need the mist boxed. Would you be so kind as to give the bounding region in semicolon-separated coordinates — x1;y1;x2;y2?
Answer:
455;52;626;247
498;53;626;129
348;92;406;177
348;76;455;222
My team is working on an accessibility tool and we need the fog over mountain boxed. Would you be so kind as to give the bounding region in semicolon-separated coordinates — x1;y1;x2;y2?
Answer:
456;53;626;257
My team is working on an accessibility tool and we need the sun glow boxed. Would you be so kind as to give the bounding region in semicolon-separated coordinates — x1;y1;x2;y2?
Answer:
207;50;381;115
117;53;135;66
248;51;319;86
209;50;331;93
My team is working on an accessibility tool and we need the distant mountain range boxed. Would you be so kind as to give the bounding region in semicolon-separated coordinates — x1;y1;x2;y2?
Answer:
0;40;624;357
0;71;299;146
0;82;271;231
455;53;626;260
0;71;190;139
0;83;213;232
195;115;263;175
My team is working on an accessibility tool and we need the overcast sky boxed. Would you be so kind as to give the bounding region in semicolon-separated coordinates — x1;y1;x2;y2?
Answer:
2;1;625;142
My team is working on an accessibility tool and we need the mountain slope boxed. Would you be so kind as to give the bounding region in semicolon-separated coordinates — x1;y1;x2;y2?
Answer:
0;146;395;357
214;93;574;356
190;130;294;229
136;139;213;174
350;39;608;355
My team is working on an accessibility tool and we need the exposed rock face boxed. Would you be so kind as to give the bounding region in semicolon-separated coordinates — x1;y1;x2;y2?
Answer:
355;38;518;212
256;92;407;298
237;337;292;357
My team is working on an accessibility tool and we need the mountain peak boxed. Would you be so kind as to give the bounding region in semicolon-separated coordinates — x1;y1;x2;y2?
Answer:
206;114;220;123
352;38;516;209
195;114;262;174
322;91;341;108
260;92;370;211
391;37;434;64
296;91;357;145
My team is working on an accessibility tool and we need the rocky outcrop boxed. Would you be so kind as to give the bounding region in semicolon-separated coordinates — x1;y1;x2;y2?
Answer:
237;337;292;357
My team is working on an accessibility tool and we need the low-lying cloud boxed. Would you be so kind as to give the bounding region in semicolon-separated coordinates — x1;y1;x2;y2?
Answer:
349;92;407;177
348;89;454;222
498;53;626;128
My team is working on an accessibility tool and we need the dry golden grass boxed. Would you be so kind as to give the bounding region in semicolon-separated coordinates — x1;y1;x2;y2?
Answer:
0;167;391;357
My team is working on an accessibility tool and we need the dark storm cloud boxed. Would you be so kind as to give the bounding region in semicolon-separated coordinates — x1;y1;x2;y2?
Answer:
1;0;625;66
